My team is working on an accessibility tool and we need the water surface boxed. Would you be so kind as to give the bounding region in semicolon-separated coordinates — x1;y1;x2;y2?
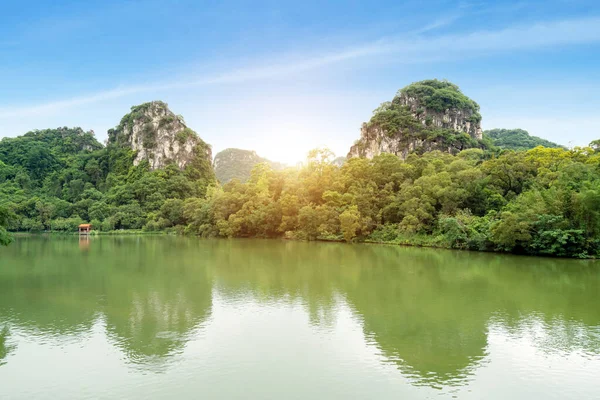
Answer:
1;236;599;399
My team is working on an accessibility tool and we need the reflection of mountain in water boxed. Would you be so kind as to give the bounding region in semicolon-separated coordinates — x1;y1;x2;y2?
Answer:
207;241;484;385
340;247;490;387
1;237;599;384
100;238;213;362
207;241;490;386
206;240;600;388
340;246;600;386
0;237;213;365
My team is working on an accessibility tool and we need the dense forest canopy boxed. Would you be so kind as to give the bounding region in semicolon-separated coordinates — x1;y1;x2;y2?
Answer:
183;146;600;258
0;85;599;258
0;122;215;234
0;206;12;245
398;79;481;122
484;129;563;151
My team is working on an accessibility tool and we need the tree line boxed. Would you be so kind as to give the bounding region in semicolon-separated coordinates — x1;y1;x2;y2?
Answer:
1;127;599;257
182;146;600;258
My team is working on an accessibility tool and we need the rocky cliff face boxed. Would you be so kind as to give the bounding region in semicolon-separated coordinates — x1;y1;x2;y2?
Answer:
396;94;482;139
348;80;483;160
107;101;212;170
349;123;454;160
214;148;285;183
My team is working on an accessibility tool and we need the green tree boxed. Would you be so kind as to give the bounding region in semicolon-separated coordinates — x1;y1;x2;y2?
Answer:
0;206;13;245
339;206;361;242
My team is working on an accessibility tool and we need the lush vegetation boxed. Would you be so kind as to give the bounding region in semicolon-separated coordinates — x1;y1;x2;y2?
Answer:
0;125;214;234
398;79;482;122
214;148;285;183
2;126;599;257
360;80;487;156
182;146;600;258
1;92;598;258
484;129;563;151
0;206;12;245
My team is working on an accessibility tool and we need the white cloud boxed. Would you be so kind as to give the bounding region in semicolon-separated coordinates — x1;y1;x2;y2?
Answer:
1;16;600;120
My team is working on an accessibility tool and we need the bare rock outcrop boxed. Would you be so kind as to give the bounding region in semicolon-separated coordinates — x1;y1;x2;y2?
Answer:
107;101;212;170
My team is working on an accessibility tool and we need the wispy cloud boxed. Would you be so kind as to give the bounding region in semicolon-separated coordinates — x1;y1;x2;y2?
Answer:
0;44;389;119
422;16;600;51
411;14;463;35
2;15;600;119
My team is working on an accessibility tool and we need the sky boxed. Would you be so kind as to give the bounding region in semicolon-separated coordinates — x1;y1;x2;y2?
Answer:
1;0;600;164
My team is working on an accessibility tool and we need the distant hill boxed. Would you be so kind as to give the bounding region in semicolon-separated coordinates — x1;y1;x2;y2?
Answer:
332;156;346;167
214;148;285;183
484;129;564;151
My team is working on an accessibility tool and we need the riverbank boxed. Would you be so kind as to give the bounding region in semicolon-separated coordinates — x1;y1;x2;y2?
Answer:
12;230;168;237
9;229;598;259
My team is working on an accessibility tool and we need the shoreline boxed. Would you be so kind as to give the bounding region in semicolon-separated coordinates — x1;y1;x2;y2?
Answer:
9;230;599;260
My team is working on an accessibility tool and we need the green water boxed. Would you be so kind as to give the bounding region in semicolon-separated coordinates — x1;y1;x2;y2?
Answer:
0;236;599;399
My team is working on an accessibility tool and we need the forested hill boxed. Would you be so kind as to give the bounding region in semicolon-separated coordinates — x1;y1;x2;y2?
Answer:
0;127;104;187
484;129;564;150
348;79;486;160
0;128;103;181
107;101;213;173
0;102;214;233
214;148;285;183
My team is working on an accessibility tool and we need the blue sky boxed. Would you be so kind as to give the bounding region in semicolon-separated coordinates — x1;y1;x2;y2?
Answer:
1;0;600;163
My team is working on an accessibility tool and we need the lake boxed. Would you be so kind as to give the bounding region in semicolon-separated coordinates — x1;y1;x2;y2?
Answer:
0;236;599;399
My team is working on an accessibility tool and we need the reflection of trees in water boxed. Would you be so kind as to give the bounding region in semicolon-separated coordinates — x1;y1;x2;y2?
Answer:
1;237;599;383
339;245;490;387
0;236;213;366
207;239;348;328
101;238;213;362
206;240;490;385
0;326;15;366
340;245;600;387
208;240;600;388
0;237;100;336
